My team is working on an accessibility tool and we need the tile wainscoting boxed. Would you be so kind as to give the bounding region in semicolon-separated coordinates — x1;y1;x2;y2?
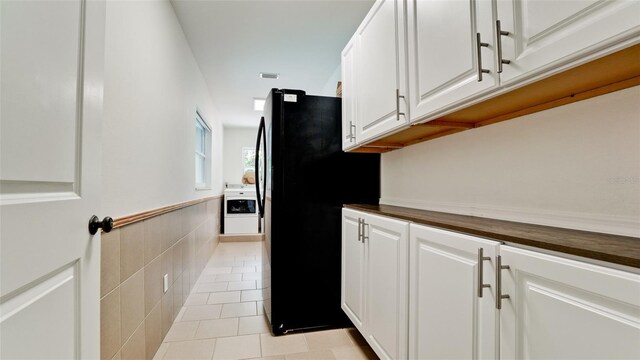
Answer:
100;197;222;360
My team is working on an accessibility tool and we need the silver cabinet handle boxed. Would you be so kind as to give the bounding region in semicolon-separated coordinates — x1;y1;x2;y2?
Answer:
496;20;511;73
350;122;356;142
477;248;491;298
362;222;369;243
346;121;355;141
495;255;511;309
476;33;490;82
357;218;363;242
396;89;405;121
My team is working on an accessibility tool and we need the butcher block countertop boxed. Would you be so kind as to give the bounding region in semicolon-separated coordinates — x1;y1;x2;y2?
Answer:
344;204;640;269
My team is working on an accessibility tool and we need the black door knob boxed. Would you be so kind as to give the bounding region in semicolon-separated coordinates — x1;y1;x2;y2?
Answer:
89;215;114;235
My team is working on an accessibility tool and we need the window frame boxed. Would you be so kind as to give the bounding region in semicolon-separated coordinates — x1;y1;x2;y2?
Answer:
195;110;212;190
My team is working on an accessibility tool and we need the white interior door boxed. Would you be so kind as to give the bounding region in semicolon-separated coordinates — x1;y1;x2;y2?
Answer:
0;0;105;358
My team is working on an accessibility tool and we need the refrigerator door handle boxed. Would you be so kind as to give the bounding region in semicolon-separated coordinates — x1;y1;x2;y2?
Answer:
255;117;266;218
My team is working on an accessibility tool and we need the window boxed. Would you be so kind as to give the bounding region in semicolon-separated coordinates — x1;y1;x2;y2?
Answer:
195;111;211;189
242;147;256;173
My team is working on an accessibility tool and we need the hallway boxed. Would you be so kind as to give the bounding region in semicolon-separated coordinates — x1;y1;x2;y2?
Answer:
153;242;378;360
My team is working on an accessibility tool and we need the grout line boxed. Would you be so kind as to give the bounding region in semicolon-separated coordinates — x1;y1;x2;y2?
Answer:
193;319;202;340
99;281;120;301
120;317;145;354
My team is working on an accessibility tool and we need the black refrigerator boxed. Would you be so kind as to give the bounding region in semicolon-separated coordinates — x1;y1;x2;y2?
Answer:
254;89;380;335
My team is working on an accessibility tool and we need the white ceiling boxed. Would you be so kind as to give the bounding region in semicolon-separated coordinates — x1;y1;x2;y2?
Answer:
171;0;374;128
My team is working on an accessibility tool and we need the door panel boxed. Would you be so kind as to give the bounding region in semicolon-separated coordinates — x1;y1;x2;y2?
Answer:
0;265;78;359
341;38;358;150
341;209;365;330
500;246;640;359
415;243;476;359
0;0;105;358
497;0;640;84
409;224;499;360
356;0;407;142
407;0;497;122
416;0;475;90
518;276;639;359
1;0;81;184
365;214;408;360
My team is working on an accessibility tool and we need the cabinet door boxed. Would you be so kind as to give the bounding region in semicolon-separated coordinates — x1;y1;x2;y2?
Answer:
365;214;409;360
341;37;358;150
356;0;408;143
341;208;365;331
407;0;497;122
500;246;640;359
497;0;640;85
409;224;500;360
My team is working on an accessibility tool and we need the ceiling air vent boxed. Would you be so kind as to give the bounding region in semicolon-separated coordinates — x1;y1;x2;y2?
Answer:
259;72;279;80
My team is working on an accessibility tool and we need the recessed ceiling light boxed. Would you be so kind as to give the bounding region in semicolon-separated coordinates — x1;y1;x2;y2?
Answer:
253;98;266;111
259;72;279;80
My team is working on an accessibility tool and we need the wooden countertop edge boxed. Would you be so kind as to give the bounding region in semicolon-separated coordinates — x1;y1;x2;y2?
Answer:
344;204;640;268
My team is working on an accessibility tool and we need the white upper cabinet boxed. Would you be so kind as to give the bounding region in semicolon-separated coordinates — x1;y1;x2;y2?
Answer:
341;37;358;151
499;246;640;359
342;0;640;149
355;0;408;143
496;0;640;85
407;0;498;122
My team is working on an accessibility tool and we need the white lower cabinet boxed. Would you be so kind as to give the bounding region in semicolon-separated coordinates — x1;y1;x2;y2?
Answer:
341;208;409;360
365;212;409;360
409;224;500;360
341;208;365;331
343;209;640;359
499;246;640;360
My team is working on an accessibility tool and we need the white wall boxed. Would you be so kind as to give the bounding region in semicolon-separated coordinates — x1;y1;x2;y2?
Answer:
381;86;640;237
319;64;341;97
103;0;223;217
223;127;258;186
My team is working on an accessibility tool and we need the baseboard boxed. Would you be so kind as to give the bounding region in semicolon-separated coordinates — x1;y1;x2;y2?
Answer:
220;233;264;242
379;197;640;238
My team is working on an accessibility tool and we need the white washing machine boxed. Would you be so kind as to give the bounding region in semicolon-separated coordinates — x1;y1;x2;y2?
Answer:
224;188;259;234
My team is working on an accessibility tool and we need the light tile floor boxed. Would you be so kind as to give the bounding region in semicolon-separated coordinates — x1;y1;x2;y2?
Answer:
154;242;378;360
